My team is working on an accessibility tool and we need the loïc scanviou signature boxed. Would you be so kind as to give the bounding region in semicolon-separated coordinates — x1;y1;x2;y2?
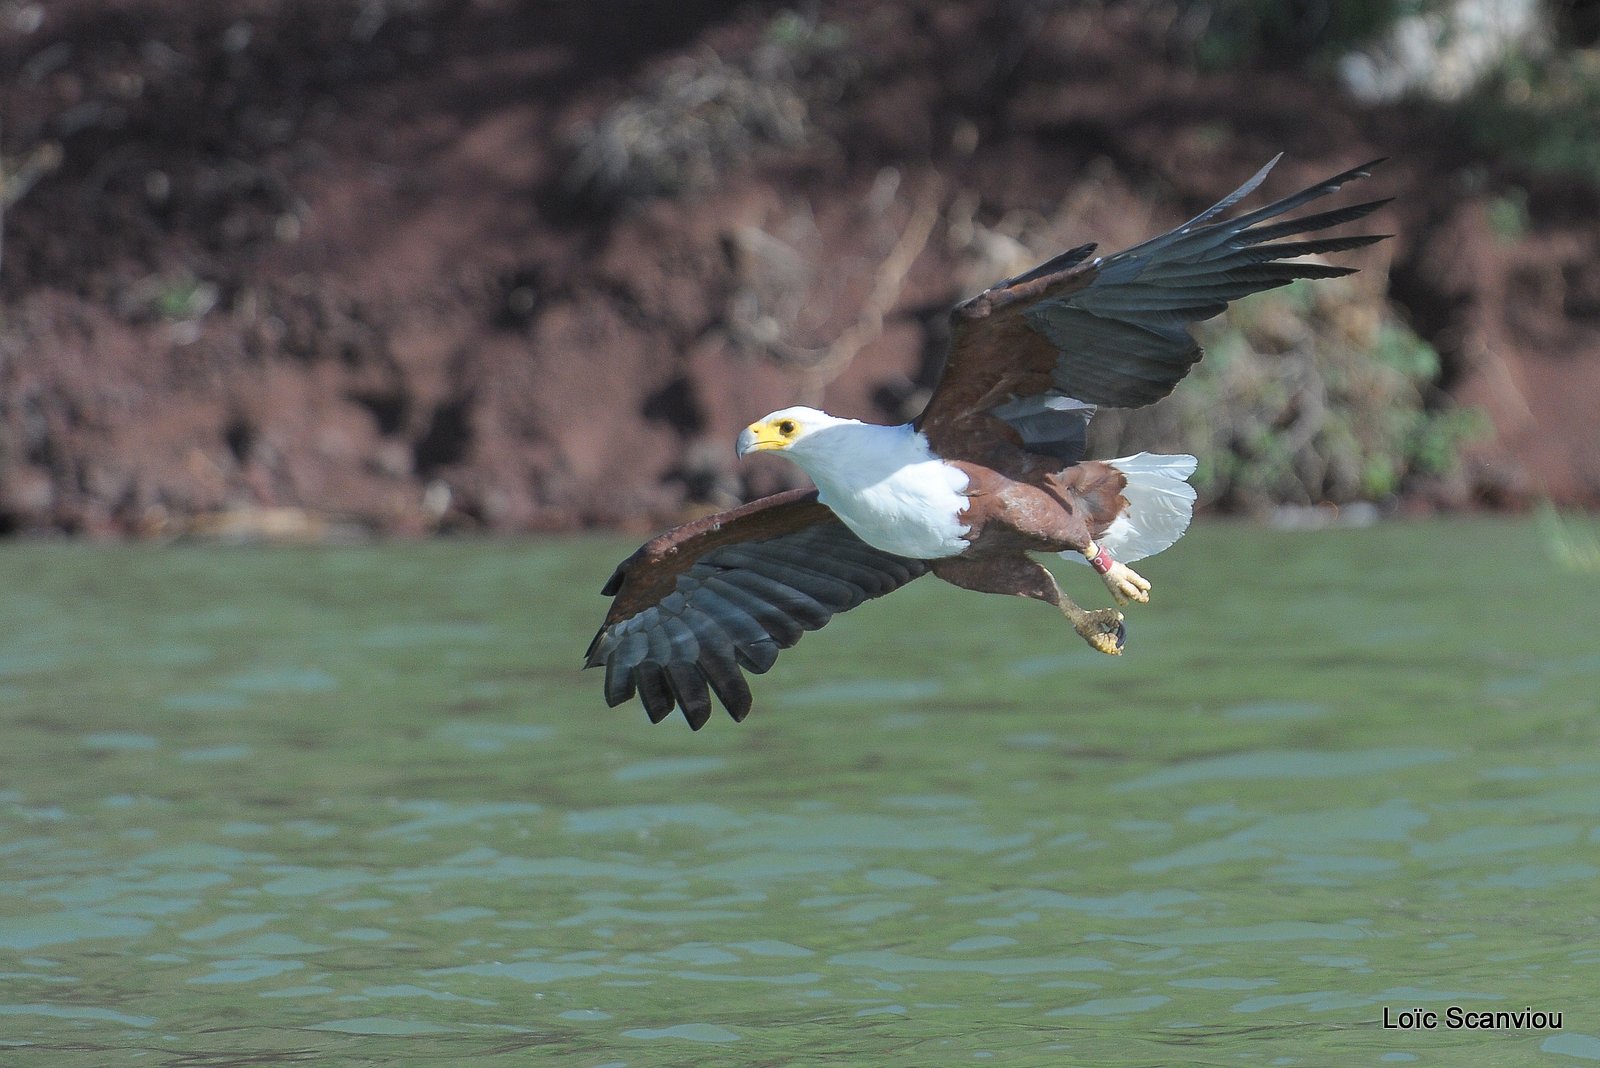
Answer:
1383;1005;1563;1030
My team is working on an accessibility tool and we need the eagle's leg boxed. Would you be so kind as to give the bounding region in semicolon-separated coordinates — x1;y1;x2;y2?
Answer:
931;553;1126;656
1083;540;1151;606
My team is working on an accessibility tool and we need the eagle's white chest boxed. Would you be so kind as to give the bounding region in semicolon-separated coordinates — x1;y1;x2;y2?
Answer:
794;424;971;560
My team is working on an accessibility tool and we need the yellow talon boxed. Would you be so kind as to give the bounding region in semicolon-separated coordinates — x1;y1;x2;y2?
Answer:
1087;633;1123;656
1104;561;1150;606
1075;609;1126;656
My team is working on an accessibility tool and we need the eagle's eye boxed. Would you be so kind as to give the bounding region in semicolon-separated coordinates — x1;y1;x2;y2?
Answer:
777;419;796;436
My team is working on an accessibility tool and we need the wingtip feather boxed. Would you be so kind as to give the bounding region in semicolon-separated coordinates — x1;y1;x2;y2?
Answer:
1175;154;1281;233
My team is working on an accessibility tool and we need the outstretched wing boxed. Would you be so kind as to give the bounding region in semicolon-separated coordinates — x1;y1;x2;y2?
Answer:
917;156;1390;459
586;489;931;729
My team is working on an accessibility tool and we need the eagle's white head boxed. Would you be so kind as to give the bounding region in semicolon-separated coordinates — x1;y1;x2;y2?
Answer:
734;406;854;460
734;405;971;559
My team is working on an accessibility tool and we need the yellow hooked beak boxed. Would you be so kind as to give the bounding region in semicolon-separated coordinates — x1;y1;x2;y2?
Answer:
735;417;800;458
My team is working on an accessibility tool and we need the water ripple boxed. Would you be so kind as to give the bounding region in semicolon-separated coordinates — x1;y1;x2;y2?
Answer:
1116;748;1455;791
830;951;1111;975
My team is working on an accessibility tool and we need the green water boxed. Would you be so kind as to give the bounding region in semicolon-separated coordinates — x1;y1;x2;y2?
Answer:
2;518;1599;1066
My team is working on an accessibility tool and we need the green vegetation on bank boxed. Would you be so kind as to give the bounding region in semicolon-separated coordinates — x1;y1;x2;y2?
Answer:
1094;279;1484;508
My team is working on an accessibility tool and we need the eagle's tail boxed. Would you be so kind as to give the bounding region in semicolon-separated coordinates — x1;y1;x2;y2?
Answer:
1063;452;1198;566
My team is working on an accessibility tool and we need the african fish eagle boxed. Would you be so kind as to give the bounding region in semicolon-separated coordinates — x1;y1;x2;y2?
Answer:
587;156;1390;728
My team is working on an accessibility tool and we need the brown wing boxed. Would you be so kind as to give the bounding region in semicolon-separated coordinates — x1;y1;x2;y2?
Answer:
586;489;931;729
916;156;1391;460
